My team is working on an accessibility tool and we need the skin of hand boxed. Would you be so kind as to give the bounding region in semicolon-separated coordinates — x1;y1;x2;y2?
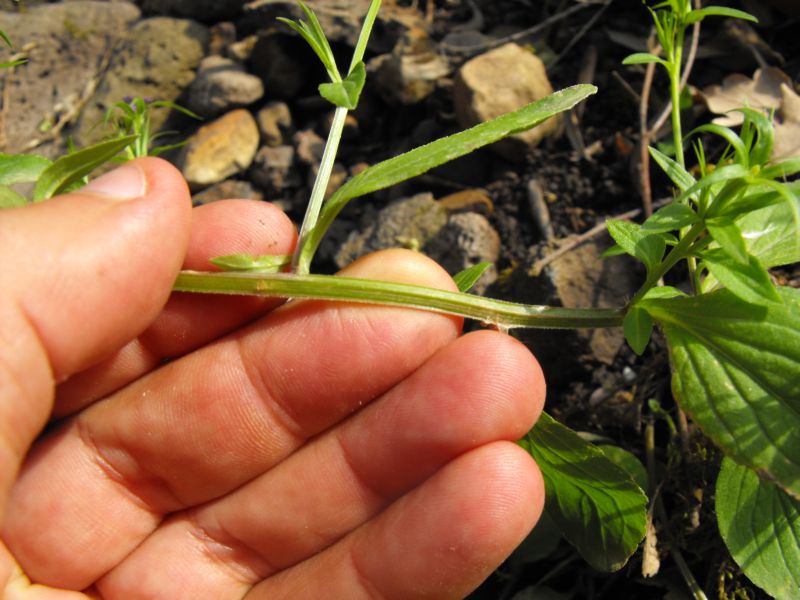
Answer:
0;157;546;599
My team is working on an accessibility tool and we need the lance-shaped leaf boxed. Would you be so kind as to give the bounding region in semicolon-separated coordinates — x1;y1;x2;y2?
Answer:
716;458;800;600
453;262;492;293
298;85;597;270
736;192;800;269
33;135;138;201
0;153;52;186
643;287;800;498
519;412;648;572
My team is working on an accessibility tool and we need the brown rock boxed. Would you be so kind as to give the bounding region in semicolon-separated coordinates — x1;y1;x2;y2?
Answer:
180;109;260;189
454;43;562;161
438;189;494;216
256;101;294;146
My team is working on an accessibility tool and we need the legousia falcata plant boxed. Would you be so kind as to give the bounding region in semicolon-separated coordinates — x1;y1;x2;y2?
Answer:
1;1;798;595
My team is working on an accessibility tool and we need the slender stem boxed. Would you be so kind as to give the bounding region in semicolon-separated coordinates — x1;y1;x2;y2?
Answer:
670;29;685;168
292;105;348;274
174;271;625;330
630;221;705;305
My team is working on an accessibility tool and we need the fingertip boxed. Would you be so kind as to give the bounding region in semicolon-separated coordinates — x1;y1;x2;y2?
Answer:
339;248;460;292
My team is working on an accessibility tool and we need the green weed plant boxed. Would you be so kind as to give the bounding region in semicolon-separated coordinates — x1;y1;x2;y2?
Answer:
1;1;798;596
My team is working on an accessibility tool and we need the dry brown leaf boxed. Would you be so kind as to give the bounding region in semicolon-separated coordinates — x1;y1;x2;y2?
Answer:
700;68;800;161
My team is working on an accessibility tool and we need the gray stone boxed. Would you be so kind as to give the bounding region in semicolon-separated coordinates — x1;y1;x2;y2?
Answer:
72;16;209;147
370;27;450;105
192;179;263;205
510;239;640;385
250;145;300;196
256;101;293;146
247;33;308;99
180;108;260;189
293;129;325;166
335;193;448;268
141;0;247;22
454;43;562;161
424;212;501;294
187;55;264;117
0;1;141;156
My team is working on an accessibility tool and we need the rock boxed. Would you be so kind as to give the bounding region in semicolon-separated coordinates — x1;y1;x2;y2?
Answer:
141;0;247;22
293;129;325;166
241;0;373;47
438;189;494;216
424;213;501;294
72;17;209;147
454;43;562;161
247;33;309;99
187;55;264;117
509;239;640;385
335;193;448;268
208;21;237;56
256;101;294;146
250;145;301;196
228;34;259;62
370;27;450;105
0;1;141;156
180;109;260;189
192;179;263;205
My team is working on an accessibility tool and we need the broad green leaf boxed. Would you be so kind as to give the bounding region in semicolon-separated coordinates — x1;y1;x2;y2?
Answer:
599;445;649;491
642;203;698;233
701;248;781;305
623;306;653;355
706;217;748;264
0;185;27;208
210;254;291;273
300;85;597;270
642;286;687;300
0;153;52;186
622;52;667;67
606;220;665;274
644;287;800;498
519;412;647;572
649;146;696;192
453;262;492;293
319;61;366;109
32;135;137;201
685;7;758;25
600;243;626;258
508;512;563;567
714;179;795;219
717;458;799;600
736;193;800;268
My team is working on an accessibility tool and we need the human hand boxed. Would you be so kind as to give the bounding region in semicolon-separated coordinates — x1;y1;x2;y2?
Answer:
0;158;545;598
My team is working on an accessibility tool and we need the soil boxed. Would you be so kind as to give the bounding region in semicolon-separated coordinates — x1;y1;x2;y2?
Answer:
3;0;799;597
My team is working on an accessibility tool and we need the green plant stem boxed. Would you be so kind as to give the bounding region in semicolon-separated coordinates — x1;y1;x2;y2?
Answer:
670;28;685;168
292;105;348;273
174;271;625;329
630;220;706;305
349;0;381;72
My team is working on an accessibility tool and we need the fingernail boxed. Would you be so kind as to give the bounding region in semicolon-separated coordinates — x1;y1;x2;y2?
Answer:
81;164;146;201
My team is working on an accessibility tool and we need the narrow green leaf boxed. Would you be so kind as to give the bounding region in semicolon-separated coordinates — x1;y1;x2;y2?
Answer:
716;458;800;600
642;203;698;233
600;243;626;258
649;146;696;192
453;262;492;293
761;157;800;181
689;123;748;167
0;29;13;48
0;184;27;208
519;413;647;572
714;179;795;219
737;108;774;167
644;287;800;498
622;52;668;67
300;85;597;270
606;220;665;274
702;248;781;305
0;153;52;186
706;218;748;264
677;164;750;205
642;286;687;300
685;7;758;25
624;306;653;355
32;135;138;202
210;254;291;273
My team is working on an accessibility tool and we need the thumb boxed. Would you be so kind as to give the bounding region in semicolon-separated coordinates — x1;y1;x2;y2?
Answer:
0;157;192;509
